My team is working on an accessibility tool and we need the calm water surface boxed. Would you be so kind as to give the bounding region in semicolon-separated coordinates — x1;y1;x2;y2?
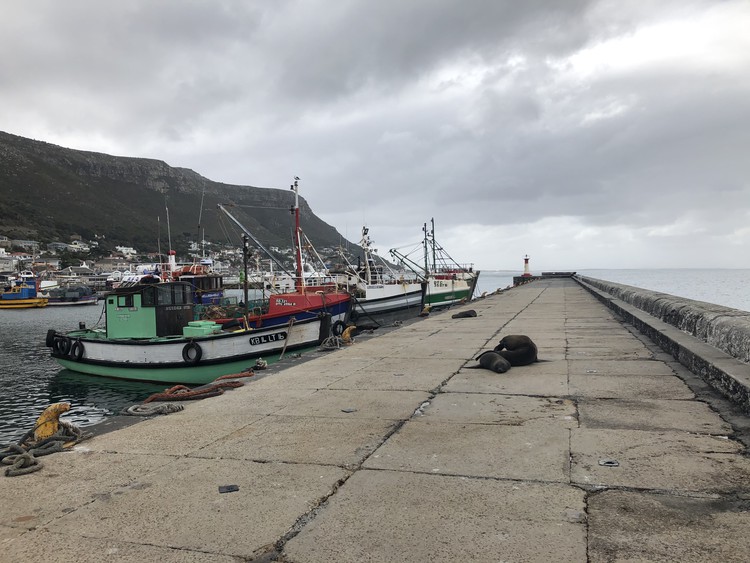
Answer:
0;303;167;446
1;269;747;445
578;268;750;312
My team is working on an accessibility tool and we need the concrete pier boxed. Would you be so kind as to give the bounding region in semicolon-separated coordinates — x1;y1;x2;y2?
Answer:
3;278;750;562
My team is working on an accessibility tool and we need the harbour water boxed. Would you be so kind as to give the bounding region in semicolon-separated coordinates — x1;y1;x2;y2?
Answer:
0;303;168;446
1;269;747;446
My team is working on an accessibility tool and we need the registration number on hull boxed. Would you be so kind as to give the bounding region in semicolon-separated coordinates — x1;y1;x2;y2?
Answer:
249;332;287;346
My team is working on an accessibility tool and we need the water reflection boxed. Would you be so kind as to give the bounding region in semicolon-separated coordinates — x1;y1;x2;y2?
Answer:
49;370;167;421
0;304;162;446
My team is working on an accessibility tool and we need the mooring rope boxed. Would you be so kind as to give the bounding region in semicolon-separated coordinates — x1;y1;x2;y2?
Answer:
141;371;255;404
0;420;91;477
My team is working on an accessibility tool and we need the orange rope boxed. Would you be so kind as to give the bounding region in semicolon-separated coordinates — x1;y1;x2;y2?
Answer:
214;371;255;380
143;375;250;403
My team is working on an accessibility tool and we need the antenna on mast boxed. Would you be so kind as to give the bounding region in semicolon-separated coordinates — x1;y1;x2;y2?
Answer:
157;216;162;261
165;199;173;253
198;187;206;259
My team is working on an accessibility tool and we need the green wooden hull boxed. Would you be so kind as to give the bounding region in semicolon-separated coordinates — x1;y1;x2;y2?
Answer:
423;272;479;308
55;355;272;385
424;287;473;306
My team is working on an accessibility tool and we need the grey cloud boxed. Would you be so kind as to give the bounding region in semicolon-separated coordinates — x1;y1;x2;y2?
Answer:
1;0;748;268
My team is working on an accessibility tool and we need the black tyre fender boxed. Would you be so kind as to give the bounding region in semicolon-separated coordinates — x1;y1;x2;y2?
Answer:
182;341;202;364
55;337;72;356
331;320;347;337
70;340;85;361
45;329;57;348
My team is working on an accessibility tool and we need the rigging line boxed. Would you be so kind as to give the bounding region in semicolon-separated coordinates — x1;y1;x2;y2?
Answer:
197;188;205;228
217;213;240;245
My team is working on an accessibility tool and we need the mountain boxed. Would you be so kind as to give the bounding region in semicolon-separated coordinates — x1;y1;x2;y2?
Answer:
0;131;357;260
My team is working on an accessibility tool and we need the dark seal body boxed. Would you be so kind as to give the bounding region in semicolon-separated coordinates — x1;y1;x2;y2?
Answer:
468;350;511;373
494;335;538;366
451;309;477;319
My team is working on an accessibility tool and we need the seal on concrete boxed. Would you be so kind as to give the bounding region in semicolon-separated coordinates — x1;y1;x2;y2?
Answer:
493;335;538;366
451;309;477;319
466;350;512;373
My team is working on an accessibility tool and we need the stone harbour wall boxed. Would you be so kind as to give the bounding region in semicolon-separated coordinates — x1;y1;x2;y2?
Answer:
576;275;750;413
576;276;750;365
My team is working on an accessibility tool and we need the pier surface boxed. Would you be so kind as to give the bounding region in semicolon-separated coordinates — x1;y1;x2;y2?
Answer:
3;279;750;562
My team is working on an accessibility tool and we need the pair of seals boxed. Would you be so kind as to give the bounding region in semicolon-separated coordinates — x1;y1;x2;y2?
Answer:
468;335;539;373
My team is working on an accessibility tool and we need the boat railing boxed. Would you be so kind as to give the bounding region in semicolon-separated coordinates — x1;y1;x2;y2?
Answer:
434;264;475;274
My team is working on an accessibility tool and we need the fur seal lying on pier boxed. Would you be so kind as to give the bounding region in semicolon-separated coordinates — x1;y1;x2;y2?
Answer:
493;335;538;366
466;350;512;373
451;309;477;319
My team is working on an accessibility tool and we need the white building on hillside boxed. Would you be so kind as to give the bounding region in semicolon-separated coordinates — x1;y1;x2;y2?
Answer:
115;246;138;257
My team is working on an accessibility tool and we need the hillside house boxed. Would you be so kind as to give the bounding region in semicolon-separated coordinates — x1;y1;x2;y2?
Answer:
10;240;40;252
69;240;90;253
115;246;138;257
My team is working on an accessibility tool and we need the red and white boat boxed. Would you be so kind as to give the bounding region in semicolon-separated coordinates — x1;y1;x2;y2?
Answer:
216;178;351;332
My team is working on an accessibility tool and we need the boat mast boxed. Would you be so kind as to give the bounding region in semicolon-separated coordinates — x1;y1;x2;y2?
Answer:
361;226;372;284
430;218;436;274
422;222;430;275
290;177;304;293
216;203;294;279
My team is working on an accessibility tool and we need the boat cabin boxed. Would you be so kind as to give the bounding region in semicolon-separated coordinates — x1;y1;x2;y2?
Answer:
106;281;194;339
1;279;39;300
176;272;224;305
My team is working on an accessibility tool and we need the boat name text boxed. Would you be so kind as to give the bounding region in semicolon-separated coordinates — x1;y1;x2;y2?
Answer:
249;332;287;346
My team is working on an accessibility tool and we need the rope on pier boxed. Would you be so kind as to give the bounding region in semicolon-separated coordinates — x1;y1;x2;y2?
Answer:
1;418;91;477
141;371;256;404
123;403;185;416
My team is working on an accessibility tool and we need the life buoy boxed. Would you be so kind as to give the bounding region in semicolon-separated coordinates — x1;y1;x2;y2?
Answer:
55;337;72;356
70;340;85;361
182;341;202;364
331;320;347;337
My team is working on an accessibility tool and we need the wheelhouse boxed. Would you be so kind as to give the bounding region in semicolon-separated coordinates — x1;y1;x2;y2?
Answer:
106;281;194;339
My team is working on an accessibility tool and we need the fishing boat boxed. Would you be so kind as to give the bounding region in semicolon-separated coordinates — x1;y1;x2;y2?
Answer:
390;219;480;310
45;178;350;384
0;274;48;309
331;226;425;323
45;280;336;384
215;178;351;331
44;284;99;306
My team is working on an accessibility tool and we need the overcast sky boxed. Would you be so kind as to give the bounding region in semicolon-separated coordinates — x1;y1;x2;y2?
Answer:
2;1;749;271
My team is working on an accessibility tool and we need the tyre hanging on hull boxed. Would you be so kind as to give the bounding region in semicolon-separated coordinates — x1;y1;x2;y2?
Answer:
70;340;85;361
53;336;72;356
182;341;202;364
331;318;346;337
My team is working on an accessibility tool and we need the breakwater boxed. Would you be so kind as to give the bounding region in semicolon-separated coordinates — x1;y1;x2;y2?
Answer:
576;275;750;412
5;278;750;561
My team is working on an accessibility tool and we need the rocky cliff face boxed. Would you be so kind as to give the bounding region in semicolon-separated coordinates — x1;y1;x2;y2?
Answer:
0;131;351;257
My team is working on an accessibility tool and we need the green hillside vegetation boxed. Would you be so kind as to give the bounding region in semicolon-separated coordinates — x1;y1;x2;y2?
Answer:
0;131;358;261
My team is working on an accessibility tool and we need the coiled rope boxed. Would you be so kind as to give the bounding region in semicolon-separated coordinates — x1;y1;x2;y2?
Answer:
1;420;91;477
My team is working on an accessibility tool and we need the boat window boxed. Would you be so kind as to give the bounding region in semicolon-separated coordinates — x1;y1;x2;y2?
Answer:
141;287;156;307
173;285;185;305
117;294;133;308
157;285;172;306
